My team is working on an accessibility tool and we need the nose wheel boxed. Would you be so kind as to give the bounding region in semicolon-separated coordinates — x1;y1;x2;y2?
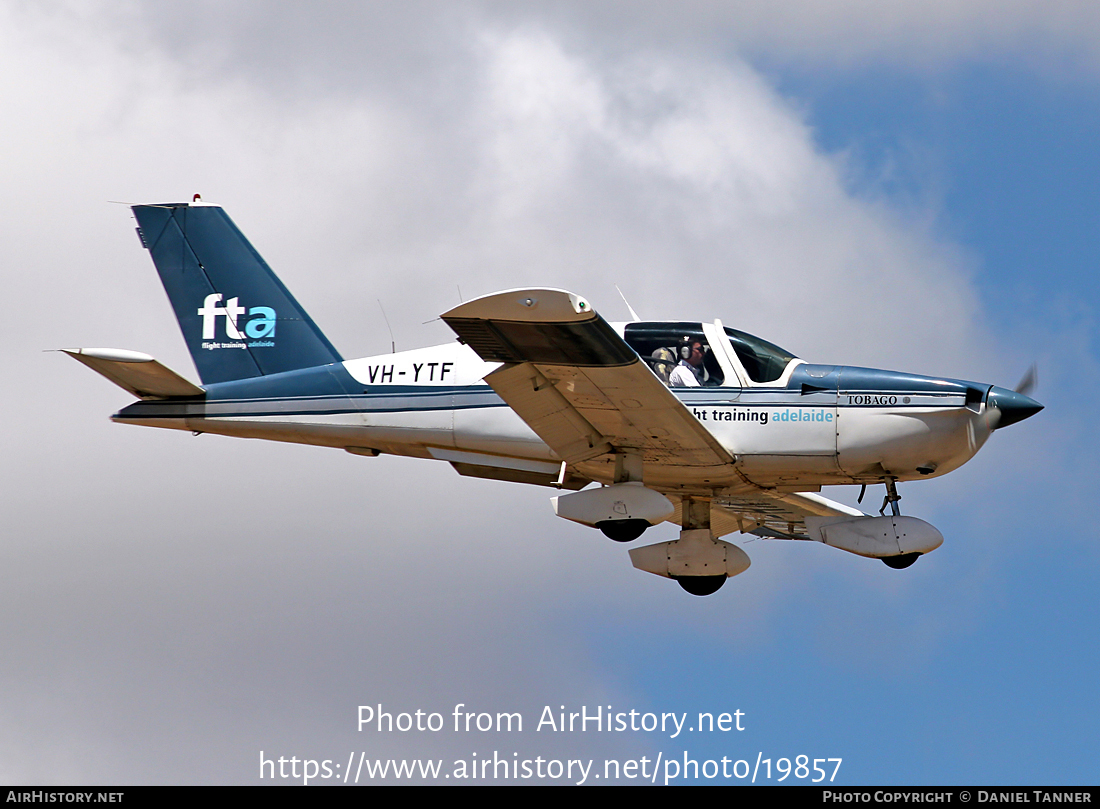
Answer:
672;575;727;596
877;478;922;569
882;553;920;569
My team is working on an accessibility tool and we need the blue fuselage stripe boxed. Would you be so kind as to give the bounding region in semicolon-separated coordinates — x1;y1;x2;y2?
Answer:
114;383;966;421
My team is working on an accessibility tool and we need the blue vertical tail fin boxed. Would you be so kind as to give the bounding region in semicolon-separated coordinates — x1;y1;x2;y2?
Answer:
132;201;342;385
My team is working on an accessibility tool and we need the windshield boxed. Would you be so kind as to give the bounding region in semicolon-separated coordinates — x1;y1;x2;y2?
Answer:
723;327;796;383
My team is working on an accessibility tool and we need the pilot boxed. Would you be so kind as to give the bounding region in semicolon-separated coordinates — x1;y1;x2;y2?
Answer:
669;338;707;387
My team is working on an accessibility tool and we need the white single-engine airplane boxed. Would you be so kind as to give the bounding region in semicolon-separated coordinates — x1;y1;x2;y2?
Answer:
66;201;1043;595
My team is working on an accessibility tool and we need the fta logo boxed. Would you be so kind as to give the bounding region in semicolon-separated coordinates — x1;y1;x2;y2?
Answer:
198;293;277;340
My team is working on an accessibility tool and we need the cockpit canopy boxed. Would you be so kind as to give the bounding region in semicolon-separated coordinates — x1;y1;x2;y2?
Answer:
623;322;798;387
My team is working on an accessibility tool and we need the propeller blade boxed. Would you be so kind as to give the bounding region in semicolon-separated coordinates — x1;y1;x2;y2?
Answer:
1014;364;1038;397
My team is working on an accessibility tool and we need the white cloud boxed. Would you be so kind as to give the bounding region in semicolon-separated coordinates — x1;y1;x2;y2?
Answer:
481;0;1100;71
452;31;989;375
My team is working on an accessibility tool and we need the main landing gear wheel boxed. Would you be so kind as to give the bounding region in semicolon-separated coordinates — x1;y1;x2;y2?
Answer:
596;519;650;543
673;575;727;596
882;553;920;570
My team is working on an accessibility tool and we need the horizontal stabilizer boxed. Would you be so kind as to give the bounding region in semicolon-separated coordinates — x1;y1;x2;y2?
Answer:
62;348;204;399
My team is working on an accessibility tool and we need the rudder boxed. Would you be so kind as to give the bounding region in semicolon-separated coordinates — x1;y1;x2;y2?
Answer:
133;201;342;385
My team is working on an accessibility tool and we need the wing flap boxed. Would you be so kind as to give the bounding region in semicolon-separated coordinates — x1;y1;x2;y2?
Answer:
532;362;731;464
485;363;612;463
709;490;866;539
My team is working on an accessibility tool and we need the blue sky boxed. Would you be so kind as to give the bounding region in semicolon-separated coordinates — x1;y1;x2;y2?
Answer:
786;61;1100;321
1;2;1096;785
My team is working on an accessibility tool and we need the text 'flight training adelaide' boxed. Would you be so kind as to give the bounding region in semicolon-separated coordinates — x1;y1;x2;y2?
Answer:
66;200;1042;596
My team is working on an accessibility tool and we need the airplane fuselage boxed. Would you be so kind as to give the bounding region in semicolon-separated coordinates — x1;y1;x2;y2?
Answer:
112;327;1000;495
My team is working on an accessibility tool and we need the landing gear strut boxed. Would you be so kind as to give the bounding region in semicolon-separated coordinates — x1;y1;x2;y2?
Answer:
879;477;901;517
673;498;726;595
878;477;921;569
629;497;751;595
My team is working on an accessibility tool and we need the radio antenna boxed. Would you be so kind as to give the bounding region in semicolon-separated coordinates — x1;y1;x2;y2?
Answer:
615;285;641;322
377;299;396;354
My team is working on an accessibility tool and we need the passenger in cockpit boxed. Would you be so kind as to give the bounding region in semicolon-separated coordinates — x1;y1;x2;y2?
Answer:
650;347;676;385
